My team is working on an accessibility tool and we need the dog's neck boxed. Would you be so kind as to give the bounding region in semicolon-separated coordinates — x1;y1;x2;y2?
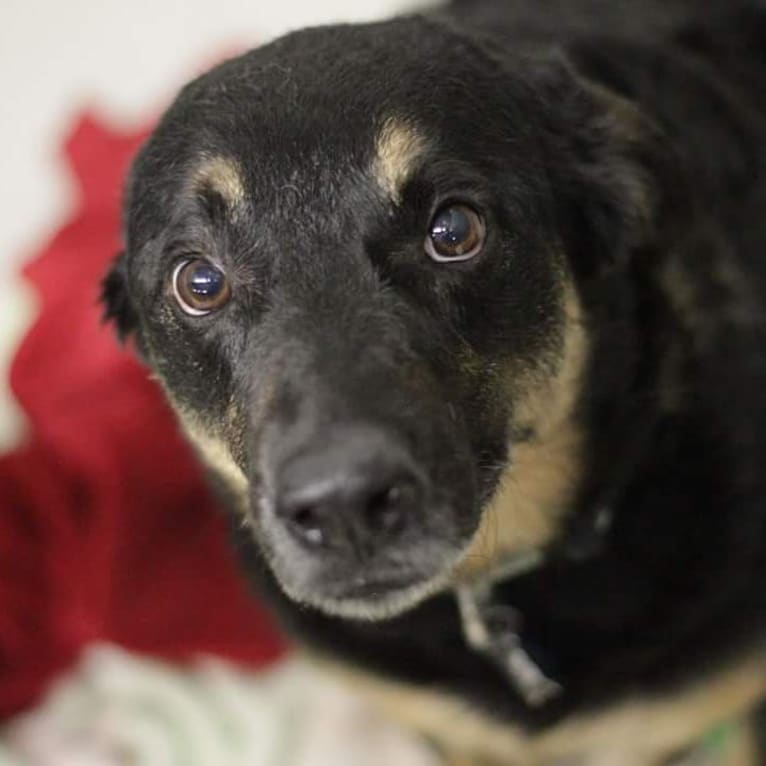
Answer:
454;261;673;709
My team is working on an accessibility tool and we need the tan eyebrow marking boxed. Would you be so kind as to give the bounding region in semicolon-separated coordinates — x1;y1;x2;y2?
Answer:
373;117;428;203
189;155;247;211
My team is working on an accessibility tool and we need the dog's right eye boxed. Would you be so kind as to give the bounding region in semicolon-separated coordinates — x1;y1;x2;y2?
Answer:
425;203;485;263
172;259;231;316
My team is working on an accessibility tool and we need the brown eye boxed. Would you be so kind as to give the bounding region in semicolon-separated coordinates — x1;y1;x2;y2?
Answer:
425;204;485;262
172;259;231;316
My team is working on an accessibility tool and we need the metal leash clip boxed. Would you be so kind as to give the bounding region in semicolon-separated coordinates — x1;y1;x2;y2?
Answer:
456;574;562;708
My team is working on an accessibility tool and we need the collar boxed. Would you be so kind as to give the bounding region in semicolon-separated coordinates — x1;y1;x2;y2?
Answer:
454;505;614;708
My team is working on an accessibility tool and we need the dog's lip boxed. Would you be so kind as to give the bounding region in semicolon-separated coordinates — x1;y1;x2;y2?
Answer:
323;571;425;600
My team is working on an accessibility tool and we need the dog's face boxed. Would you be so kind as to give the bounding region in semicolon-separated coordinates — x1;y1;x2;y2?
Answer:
103;18;655;620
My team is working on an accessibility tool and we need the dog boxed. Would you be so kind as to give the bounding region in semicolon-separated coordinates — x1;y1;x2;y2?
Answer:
101;1;766;763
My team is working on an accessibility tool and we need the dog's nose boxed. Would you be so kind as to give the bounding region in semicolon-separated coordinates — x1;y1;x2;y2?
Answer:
275;426;425;552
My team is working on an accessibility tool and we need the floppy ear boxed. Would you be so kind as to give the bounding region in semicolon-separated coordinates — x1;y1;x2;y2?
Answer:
101;251;138;341
532;53;665;276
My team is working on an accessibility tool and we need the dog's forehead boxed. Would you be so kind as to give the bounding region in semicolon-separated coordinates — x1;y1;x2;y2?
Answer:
127;18;531;247
182;116;427;216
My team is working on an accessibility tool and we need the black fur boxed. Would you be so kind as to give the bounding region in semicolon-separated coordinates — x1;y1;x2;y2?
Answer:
100;251;138;341
103;0;766;755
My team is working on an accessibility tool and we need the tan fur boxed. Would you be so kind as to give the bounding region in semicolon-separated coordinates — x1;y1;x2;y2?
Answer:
443;756;494;766
316;653;766;766
171;403;250;513
726;724;759;766
189;155;247;211
455;281;589;580
374;117;428;203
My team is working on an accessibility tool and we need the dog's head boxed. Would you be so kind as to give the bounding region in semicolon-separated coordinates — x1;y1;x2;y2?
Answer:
103;18;660;620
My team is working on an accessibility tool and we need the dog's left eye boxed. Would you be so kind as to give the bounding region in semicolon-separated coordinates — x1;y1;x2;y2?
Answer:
425;203;485;263
172;259;231;316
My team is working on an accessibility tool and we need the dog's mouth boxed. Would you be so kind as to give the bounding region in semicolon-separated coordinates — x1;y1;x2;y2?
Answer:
272;560;459;621
329;571;428;600
256;520;470;620
249;491;473;620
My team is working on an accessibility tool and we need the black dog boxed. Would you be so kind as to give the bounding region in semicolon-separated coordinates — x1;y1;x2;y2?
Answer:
102;0;766;762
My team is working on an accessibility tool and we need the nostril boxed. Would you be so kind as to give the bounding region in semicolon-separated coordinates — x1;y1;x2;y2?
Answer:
286;503;325;547
364;478;420;536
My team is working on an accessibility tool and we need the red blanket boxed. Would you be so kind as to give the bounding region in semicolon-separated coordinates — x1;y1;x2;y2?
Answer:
0;114;284;720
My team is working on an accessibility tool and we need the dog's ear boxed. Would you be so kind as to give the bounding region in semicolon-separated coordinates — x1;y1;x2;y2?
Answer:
532;52;665;277
101;251;138;341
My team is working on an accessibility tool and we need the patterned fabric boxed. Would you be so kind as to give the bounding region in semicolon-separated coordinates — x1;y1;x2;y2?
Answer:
0;645;437;766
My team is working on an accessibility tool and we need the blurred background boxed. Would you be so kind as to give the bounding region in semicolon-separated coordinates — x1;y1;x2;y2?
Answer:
0;2;441;764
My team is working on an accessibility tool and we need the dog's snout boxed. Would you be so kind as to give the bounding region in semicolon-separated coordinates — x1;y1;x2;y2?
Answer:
274;426;425;553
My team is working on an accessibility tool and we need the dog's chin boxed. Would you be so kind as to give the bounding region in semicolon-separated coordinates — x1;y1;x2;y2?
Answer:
276;569;456;622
